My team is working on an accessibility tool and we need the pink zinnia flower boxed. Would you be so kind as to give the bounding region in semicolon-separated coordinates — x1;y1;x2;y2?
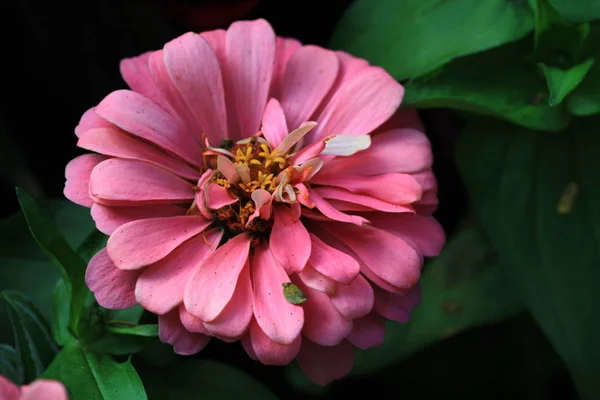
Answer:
64;19;444;384
0;375;68;400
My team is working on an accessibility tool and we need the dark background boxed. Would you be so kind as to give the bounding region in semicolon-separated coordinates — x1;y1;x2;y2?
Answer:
0;1;578;398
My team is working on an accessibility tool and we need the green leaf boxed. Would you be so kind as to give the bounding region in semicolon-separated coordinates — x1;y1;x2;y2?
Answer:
539;58;595;106
15;189;91;337
528;0;553;48
76;230;107;264
138;359;278;400
1;291;58;384
330;0;533;80
548;0;600;23
43;342;147;400
282;283;307;305
350;224;523;375
404;39;570;131
87;332;154;356
106;324;158;337
457;116;600;399
0;344;19;383
107;306;145;326
51;279;72;346
568;24;600;115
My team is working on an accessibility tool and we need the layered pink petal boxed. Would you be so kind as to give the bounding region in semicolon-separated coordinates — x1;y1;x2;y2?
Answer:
248;189;273;225
95;89;202;165
179;306;206;333
203;263;253;339
252;242;304;345
85;248;140;309
245;319;301;365
347;313;385;350
261;98;288;148
308;233;359;284
313;187;414;214
205;183;238;209
308;189;369;226
184;233;252;322
91;203;186;235
0;375;20;400
20;380;68;400
269;205;311;274
78;127;200;180
75;107;113;137
135;229;222;314
298;280;352;346
90;159;194;205
270;37;301;98
164;32;228;145
159;310;210;355
297;339;354;386
226;19;276;139
280;46;339;129
297;267;336;295
107;215;211;270
330;274;374;319
374;284;421;323
64;154;107;207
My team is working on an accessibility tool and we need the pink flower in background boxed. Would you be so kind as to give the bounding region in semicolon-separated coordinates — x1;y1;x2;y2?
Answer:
64;19;444;384
0;375;68;400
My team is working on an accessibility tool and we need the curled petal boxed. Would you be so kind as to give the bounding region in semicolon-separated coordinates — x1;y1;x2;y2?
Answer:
64;154;107;207
159;310;210;355
245;319;301;365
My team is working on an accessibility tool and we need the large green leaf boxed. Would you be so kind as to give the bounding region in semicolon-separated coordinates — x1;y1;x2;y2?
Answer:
43;342;147;400
548;0;600;23
139;359;278;400
0;344;19;383
330;0;533;80
352;224;523;375
404;39;570;131
1;291;58;384
457;116;600;399
568;24;600;116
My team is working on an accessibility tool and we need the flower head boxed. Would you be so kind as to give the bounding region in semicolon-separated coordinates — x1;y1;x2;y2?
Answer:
0;375;68;400
65;19;444;385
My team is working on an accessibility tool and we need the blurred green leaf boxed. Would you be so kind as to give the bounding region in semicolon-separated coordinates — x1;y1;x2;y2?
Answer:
87;332;154;356
139;359;277;400
330;0;533;80
1;291;58;384
457;116;600;399
107;306;145;326
44;341;147;400
528;0;554;48
106;324;158;337
16;189;92;337
539;58;595;105
568;24;600;115
351;224;523;375
51;279;72;346
76;230;107;264
0;344;18;383
548;0;600;23
404;38;570;131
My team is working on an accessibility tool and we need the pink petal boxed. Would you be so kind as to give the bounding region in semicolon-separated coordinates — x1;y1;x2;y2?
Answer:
275;122;317;155
135;229;222;314
85;248;140;309
75;107;113;138
203;263;253;339
347;313;385;350
164;33;228;145
78;127;200;180
205;183;238;209
20;380;68;400
159;310;210;355
119;51;174;115
216;156;240;183
64;154;107;207
179;305;206;333
107;215;211;270
313;187;414;213
375;107;425;134
247;189;273;226
412;169;439;215
323;223;423;290
368;213;445;257
330;274;374;319
91;203;186;235
95;89;202;165
311;173;422;205
280;46;339;130
308;189;369;226
297;266;336;295
241;333;258;361
297;339;354;386
246;318;301;365
294;183;315;208
0;374;20;400
270;37;302;98
308;233;359;284
297;280;353;346
374;284;421;323
270;205;311;274
184;233;252;322
89;159;194;205
289;140;326;166
226;19;276;139
309;67;404;142
261;98;288;148
252;242;304;345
